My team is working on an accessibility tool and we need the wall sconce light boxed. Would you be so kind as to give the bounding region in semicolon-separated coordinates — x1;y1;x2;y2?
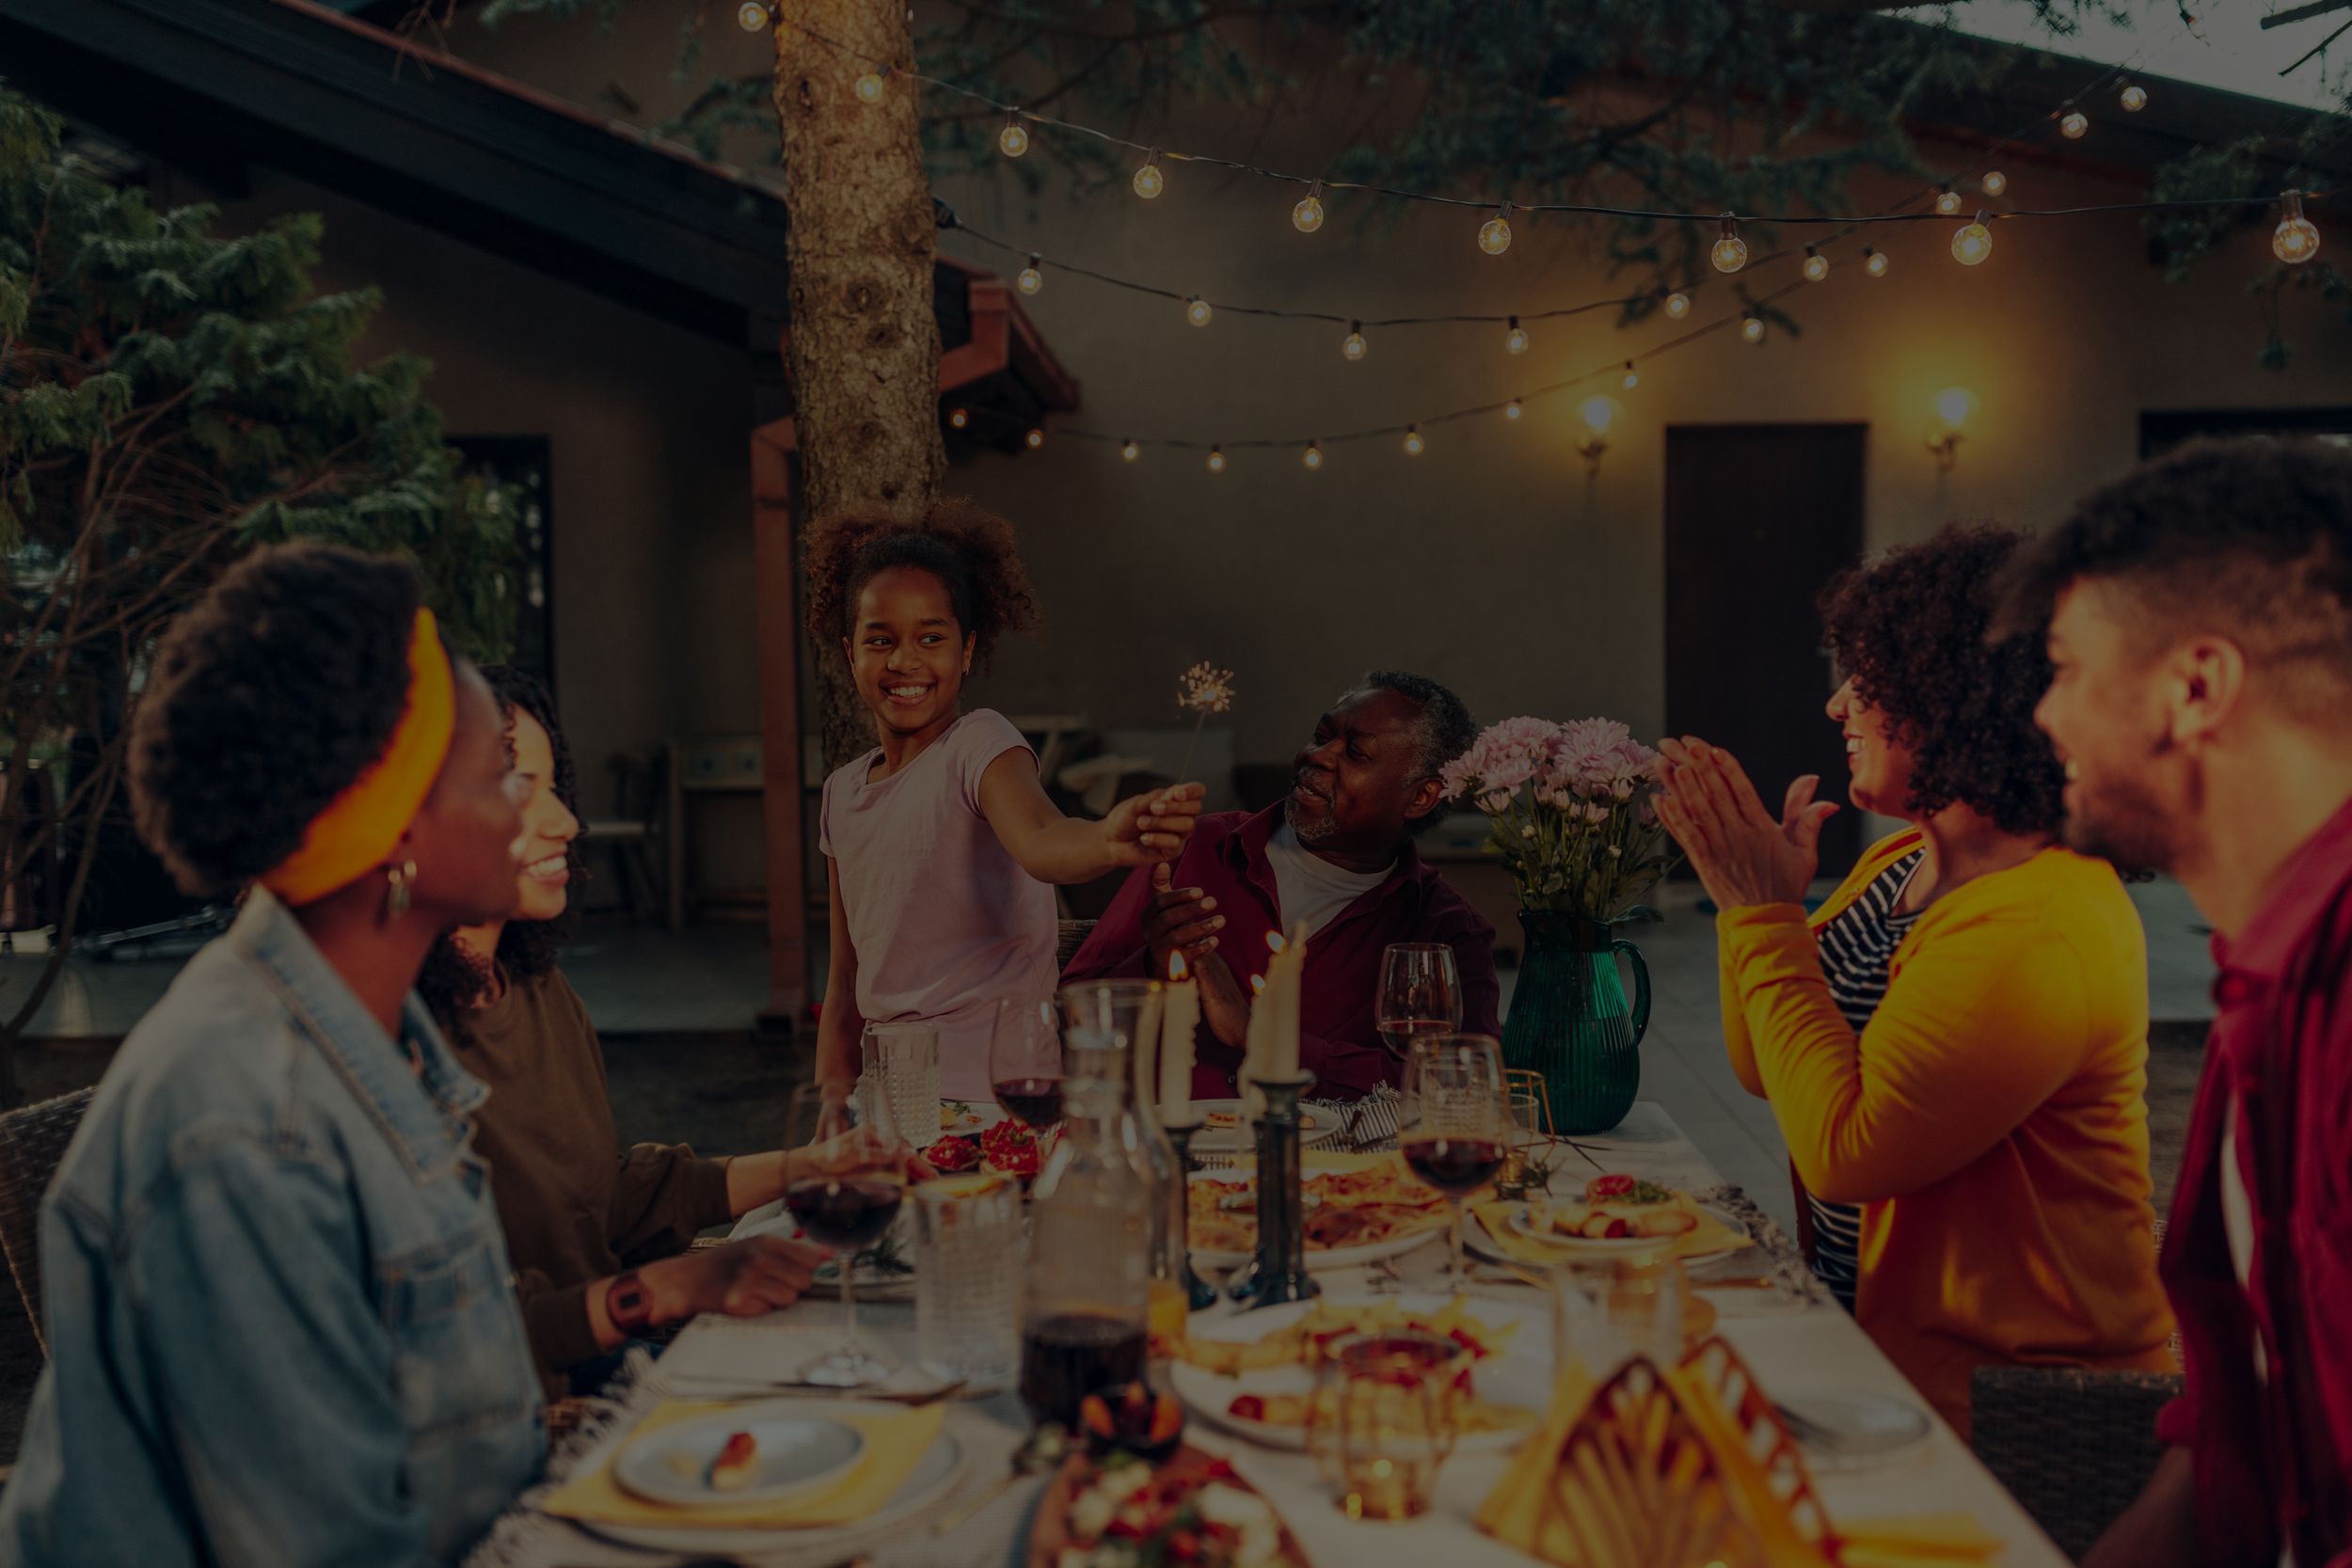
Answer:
1576;395;1614;468
1926;386;1976;471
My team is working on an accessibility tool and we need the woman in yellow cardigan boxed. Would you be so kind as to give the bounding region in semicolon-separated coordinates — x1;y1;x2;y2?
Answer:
1655;523;2173;1437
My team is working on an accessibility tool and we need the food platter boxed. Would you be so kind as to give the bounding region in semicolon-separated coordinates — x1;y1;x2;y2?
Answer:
1502;1200;1750;1263
1185;1099;1346;1156
1184;1162;1452;1273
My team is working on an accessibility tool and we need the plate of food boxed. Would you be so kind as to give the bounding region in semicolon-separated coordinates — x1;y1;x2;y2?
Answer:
1185;1099;1343;1155
1168;1294;1548;1454
613;1406;866;1508
1184;1156;1454;1271
1498;1175;1749;1262
1021;1445;1308;1568
938;1100;992;1133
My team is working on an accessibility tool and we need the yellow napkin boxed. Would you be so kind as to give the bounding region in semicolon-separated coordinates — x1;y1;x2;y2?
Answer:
540;1400;945;1529
1470;1201;1750;1267
1836;1513;2005;1568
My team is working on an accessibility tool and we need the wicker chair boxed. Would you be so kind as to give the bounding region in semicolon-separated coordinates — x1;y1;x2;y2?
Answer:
1056;919;1097;970
0;1086;96;1358
1970;1365;2183;1561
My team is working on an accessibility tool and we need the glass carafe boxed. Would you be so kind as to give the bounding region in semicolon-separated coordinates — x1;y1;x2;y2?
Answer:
1057;979;1188;1349
1021;1036;1152;1431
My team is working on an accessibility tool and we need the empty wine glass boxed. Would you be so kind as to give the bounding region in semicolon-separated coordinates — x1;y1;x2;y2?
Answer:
786;1082;907;1387
988;998;1065;1130
1377;943;1463;1059
1398;1034;1509;1293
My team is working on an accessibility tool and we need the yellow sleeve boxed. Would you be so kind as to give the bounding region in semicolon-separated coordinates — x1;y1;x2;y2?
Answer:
1718;903;2093;1204
1719;840;1906;1101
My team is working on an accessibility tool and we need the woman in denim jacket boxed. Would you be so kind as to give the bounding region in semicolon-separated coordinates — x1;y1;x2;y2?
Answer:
0;544;547;1566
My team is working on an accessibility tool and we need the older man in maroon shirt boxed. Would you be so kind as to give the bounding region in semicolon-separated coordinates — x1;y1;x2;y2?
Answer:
1999;436;2352;1568
1065;672;1501;1100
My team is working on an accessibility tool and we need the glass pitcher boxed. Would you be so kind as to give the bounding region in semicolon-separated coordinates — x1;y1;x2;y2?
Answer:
1057;978;1189;1348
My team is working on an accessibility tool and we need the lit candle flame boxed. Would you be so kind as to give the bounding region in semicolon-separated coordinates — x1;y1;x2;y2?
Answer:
1168;951;1189;982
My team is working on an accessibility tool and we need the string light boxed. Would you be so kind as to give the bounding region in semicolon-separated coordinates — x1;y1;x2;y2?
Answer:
1505;315;1531;355
2275;191;2322;264
1741;315;1766;343
1578;395;1614;435
1293;180;1327;233
1803;245;1829;282
1025;426;1044;449
1981;170;2009;198
1121;438;1141;462
1302;440;1324;470
1664;292;1691;319
1342;322;1368;360
1017;254;1042;294
1503;398;1524;421
1622;361;1640;390
947;407;968;429
853;70;887;104
2060;110;2089;139
1710;214;1749;273
1478;202;1514;257
1132;150;1166;199
737;2;768;30
1206;446;1226;473
998;113;1029;158
2121;83;2148;112
1935;186;1963;216
1403;426;1424;455
1186;295;1213;327
1952;212;1994;266
1864;246;1889;277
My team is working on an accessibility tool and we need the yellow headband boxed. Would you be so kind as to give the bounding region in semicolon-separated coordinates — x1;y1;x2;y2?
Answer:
262;609;456;907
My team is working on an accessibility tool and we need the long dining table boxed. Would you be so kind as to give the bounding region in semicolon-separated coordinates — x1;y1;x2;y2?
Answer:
469;1101;2070;1568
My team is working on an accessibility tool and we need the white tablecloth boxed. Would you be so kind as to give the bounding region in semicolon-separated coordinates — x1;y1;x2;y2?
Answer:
469;1102;2067;1568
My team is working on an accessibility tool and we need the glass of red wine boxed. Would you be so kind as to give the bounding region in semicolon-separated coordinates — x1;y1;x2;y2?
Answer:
1376;942;1463;1059
786;1082;907;1387
989;998;1065;1130
1399;1034;1509;1294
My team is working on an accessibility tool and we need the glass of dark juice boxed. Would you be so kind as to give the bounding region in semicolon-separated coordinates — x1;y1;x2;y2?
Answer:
1019;1310;1149;1432
988;997;1065;1131
787;1082;908;1387
1399;1034;1509;1294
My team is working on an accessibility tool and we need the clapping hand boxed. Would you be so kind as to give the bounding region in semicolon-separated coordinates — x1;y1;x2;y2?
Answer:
1654;736;1839;911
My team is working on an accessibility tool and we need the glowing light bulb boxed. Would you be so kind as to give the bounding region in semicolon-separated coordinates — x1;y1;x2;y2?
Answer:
1403;426;1424;455
1741;315;1766;344
736;2;768;30
1206;447;1226;473
1025;427;1044;450
2121;82;2148;112
1185;296;1213;327
1622;361;1640;390
1503;398;1523;422
1293;180;1326;233
1981;169;2009;198
998;114;1029;158
1864;247;1889;277
1478;203;1514;256
1342;323;1368;361
947;407;968;430
1121;438;1140;462
1504;315;1530;355
1803;246;1829;282
1132;151;1165;199
1578;396;1614;436
1934;387;1977;430
853;71;886;104
1951;213;1993;266
1936;186;1963;216
2275;191;2321;265
1016;254;1042;295
1302;441;1324;470
2060;110;2088;139
1710;214;1748;273
1664;292;1691;319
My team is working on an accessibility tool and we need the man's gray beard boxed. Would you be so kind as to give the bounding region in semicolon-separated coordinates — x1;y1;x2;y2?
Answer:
1284;794;1337;846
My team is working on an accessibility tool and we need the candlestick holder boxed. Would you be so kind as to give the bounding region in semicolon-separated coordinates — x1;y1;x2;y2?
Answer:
1162;1118;1219;1310
1232;1071;1320;1309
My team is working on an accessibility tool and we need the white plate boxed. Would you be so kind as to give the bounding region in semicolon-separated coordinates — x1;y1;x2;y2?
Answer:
937;1099;994;1134
1501;1201;1749;1263
1185;1100;1343;1154
614;1406;866;1508
580;1414;967;1555
1776;1391;1933;1471
1184;1171;1447;1273
1169;1293;1547;1453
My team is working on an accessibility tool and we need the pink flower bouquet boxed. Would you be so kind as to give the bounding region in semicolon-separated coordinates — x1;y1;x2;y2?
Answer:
1440;716;1677;919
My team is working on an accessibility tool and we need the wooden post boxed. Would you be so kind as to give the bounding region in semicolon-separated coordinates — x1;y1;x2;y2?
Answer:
751;413;809;1036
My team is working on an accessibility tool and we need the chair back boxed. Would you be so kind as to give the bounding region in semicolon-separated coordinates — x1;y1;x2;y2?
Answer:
0;1086;96;1358
1056;919;1097;971
1969;1365;2183;1560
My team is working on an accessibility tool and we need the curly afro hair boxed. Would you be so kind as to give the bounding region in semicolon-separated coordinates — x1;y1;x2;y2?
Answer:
1818;522;2065;839
803;496;1041;668
130;543;426;899
416;667;581;1040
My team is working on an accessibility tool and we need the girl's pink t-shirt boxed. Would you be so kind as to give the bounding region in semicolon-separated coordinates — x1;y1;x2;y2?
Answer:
819;709;1057;1101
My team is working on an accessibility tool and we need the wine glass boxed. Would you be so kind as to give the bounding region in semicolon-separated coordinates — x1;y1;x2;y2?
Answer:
786;1082;907;1387
988;998;1064;1130
1398;1034;1509;1293
1377;943;1463;1059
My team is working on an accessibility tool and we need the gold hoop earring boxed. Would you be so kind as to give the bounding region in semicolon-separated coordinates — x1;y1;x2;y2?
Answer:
383;860;418;923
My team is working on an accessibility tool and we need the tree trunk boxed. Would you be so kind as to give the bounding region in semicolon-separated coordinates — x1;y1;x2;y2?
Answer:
771;0;948;769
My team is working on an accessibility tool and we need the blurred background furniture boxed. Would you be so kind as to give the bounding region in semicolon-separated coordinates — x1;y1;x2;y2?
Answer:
666;735;764;930
580;749;664;924
0;1087;97;1358
1969;1365;2183;1561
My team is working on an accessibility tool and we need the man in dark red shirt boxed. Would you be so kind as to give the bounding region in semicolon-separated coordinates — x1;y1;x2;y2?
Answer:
1999;436;2352;1568
1065;672;1501;1099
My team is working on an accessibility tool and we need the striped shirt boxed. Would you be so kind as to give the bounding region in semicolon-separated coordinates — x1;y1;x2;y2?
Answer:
1804;847;1926;1310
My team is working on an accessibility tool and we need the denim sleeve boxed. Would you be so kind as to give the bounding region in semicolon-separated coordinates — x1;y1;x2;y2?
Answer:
119;1134;446;1567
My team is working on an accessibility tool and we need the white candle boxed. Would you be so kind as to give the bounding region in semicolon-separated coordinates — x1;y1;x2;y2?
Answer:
1160;976;1200;1124
1131;987;1165;1124
1241;974;1270;1123
1267;922;1307;1079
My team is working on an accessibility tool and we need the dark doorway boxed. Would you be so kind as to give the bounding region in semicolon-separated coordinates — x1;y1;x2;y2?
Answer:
1664;424;1867;878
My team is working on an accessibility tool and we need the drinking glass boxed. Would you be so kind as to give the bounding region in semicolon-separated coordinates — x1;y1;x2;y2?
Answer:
988;998;1064;1130
1305;1330;1468;1521
1550;1251;1689;1380
1376;943;1463;1059
1398;1034;1510;1293
1503;1084;1547;1191
861;1022;940;1147
786;1082;907;1387
912;1175;1025;1393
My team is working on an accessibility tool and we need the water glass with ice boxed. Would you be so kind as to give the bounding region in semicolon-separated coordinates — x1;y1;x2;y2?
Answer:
912;1176;1025;1392
860;1022;940;1146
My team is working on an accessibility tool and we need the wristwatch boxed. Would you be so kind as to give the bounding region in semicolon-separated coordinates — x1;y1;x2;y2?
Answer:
606;1270;655;1336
